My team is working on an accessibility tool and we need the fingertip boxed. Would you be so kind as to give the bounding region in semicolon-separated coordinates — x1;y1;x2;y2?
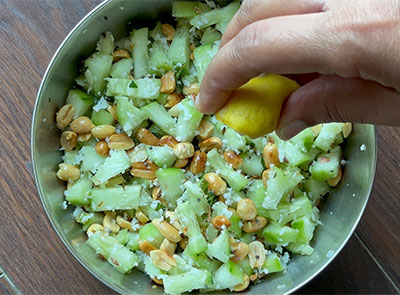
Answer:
276;120;309;140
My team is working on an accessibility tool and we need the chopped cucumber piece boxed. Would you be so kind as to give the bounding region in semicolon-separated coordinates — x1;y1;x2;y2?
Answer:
214;260;244;290
223;127;247;152
92;150;130;185
107;78;161;99
156;168;185;207
79;146;106;173
207;229;230;263
85;53;113;95
176;202;208;254
75;211;103;231
97;31;114;55
190;2;240;30
107;242;139;273
139;222;164;248
262;223;299;244
310;147;341;182
263;252;283;273
110;58;132;79
168;26;190;74
304;177;330;202
126;232;140;251
66;89;94;118
240;153;263;176
193;43;218;83
116;96;148;135
237;257;252;275
172;1;211;18
207;148;249;191
62;150;80;165
64;175;92;206
89;184;141;211
163;266;209;295
131;28;149;78
292;216;316;244
286;242;314;256
142;102;176;136
247;180;270;217
263;166;303;209
183;181;209;216
147;146;176;168
149;39;173;76
314;123;343;152
175;98;203;142
91;109;114;126
201;27;222;45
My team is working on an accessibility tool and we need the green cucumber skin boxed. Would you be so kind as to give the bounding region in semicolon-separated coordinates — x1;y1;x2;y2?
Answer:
89;185;141;212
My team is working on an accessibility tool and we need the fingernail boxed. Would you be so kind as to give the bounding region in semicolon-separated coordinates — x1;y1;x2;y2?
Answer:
277;120;309;140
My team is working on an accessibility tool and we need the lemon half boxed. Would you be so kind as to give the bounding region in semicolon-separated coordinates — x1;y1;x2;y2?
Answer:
215;74;300;138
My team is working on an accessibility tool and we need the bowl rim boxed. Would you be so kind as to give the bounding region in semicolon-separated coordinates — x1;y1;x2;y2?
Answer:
31;0;378;294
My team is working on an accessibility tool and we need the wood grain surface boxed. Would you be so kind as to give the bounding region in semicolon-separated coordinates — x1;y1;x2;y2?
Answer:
0;1;399;294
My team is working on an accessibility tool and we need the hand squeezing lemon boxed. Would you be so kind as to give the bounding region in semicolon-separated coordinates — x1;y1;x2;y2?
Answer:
215;74;300;138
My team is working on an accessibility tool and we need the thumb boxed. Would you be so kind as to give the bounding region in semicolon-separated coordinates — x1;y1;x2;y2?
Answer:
276;75;400;140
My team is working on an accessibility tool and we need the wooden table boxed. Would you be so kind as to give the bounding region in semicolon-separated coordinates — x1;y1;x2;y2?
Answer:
0;0;399;294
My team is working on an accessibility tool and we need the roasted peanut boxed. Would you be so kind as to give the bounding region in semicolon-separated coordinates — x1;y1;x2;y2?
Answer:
204;172;227;195
232;242;250;262
199;137;222;152
224;150;243;169
182;82;199;96
86;223;104;236
233;274;250;292
152;186;162;200
103;212;120;233
161;23;175;41
160;238;177;256
160;71;176;94
116;215;133;230
248;241;266;269
179;237;188;249
197;120;214;140
60;131;78;151
262;169;270;187
95;140;110;156
311;124;322;136
56;104;75;129
211;215;231;230
106;175;125;187
131;160;158;180
165;211;183;232
153;218;182;242
263;142;280;168
342;122;352;138
237;198;257;220
173;158;188;168
56;163;80;182
242;216;267;233
173;142;194;159
135;208;150;224
229;236;238;251
91;125;115;139
78;132;92;142
189;150;207;175
249;273;259;282
137;128;160;146
152;277;163;285
165;93;182;108
107;105;118;120
70;116;94;134
112;49;130;63
139;240;157;255
159;135;178;148
190;43;196;52
108;133;135;150
328;164;342;187
150;249;177;271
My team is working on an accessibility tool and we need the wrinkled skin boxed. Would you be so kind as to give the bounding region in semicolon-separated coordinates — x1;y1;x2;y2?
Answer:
196;0;400;139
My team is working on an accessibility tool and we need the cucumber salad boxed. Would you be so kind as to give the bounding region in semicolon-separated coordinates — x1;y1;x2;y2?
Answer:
55;2;352;294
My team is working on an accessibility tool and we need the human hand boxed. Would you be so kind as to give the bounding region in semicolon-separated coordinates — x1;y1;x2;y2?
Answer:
196;0;400;139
